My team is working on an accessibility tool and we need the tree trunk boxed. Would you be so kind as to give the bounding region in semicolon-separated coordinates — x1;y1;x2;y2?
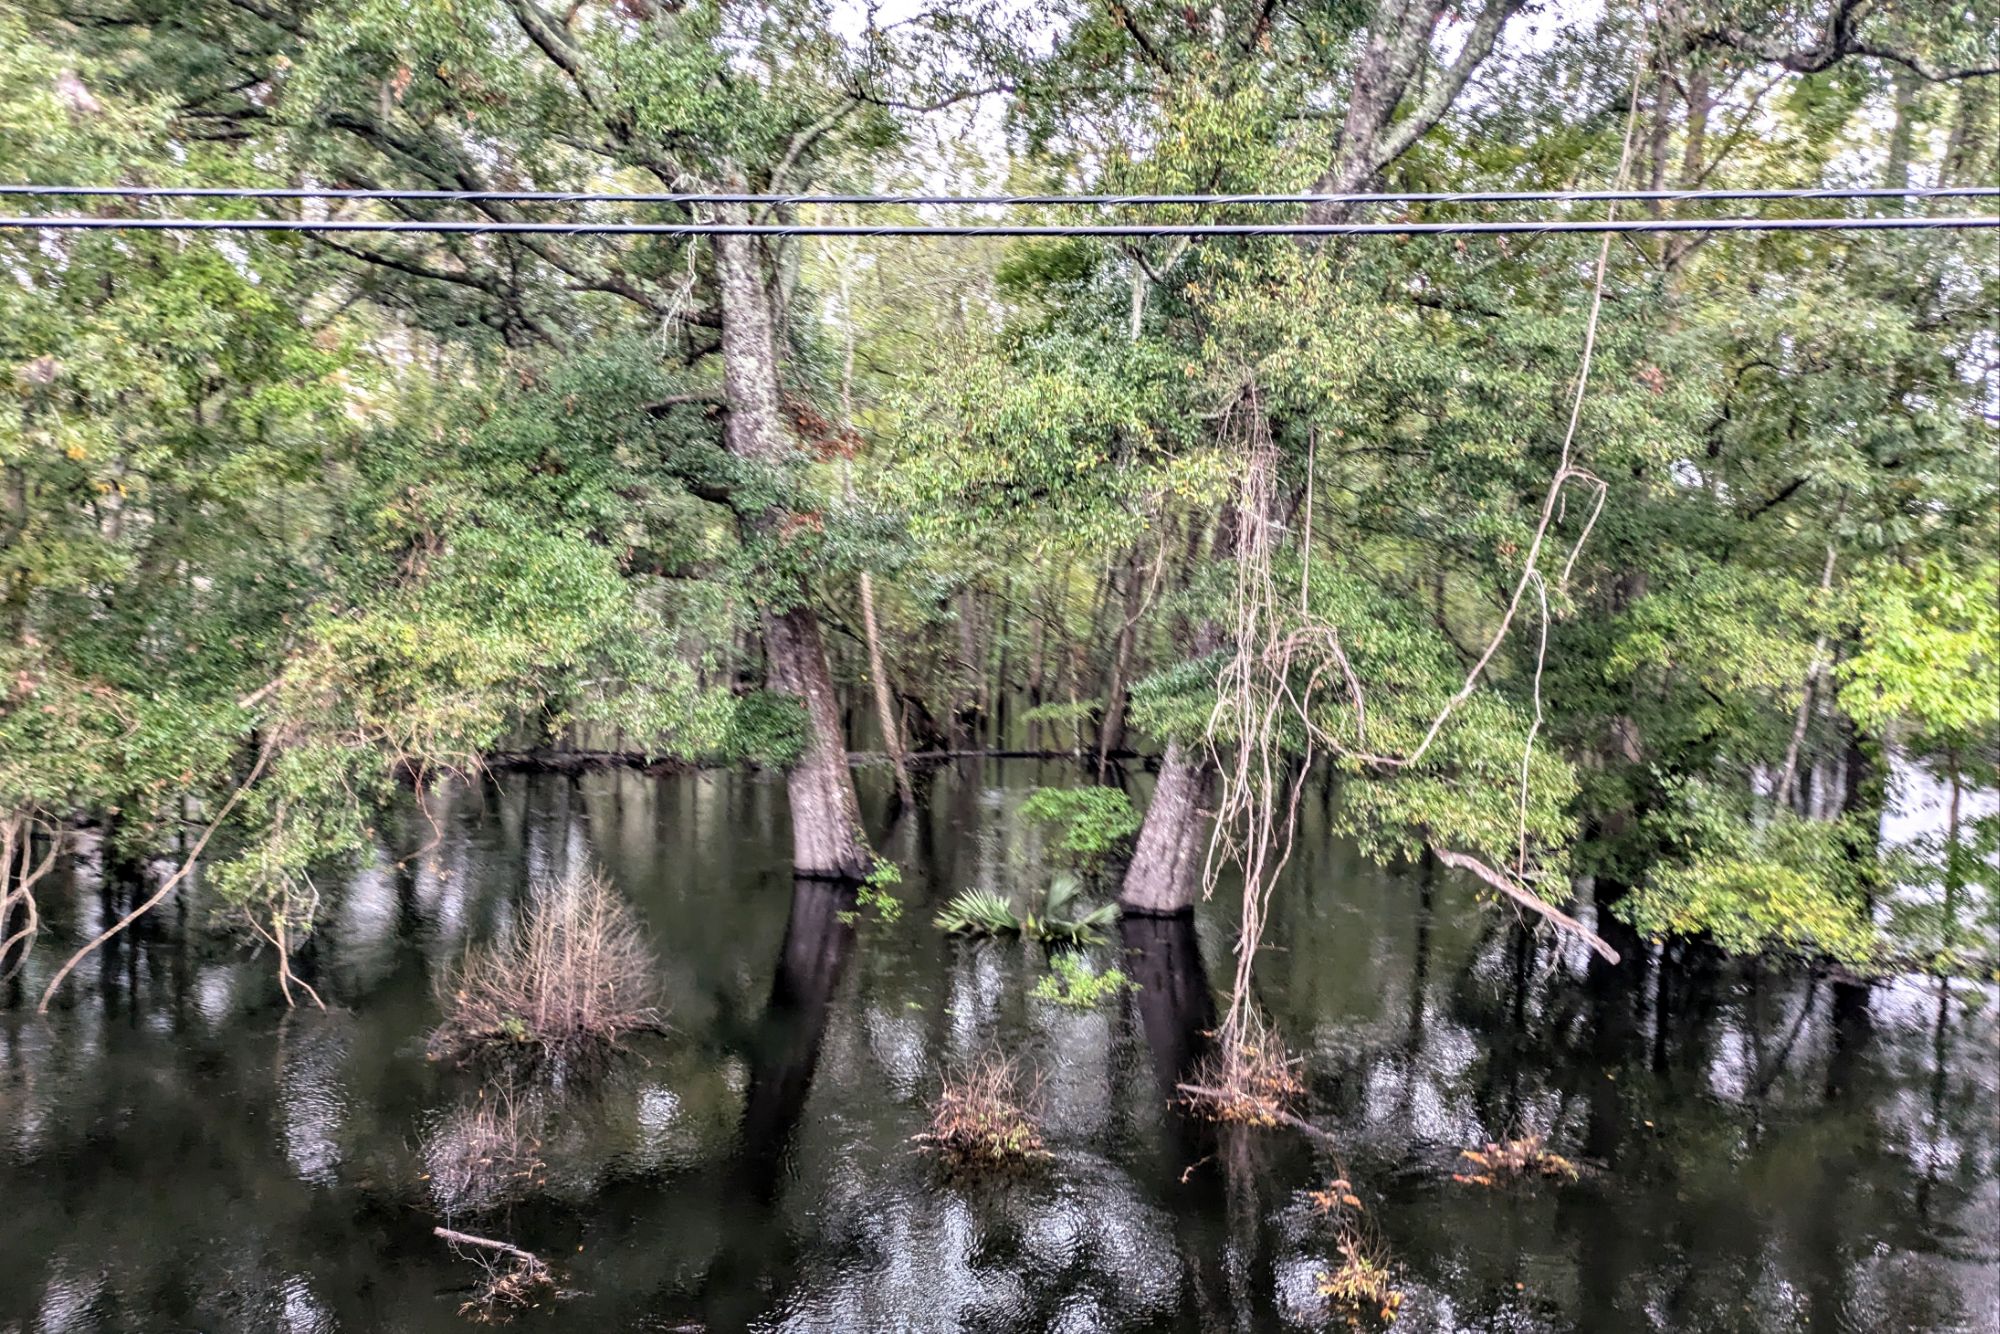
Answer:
1942;753;1965;958
989;589;1011;750
1302;0;1522;225
763;603;871;877
1120;738;1216;915
1881;68;1919;201
1025;607;1046;751
715;221;871;879
1097;549;1146;779
950;588;980;747
857;570;914;807
1942;78;1996;187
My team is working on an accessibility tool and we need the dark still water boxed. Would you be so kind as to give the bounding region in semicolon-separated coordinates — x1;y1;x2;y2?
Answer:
3;763;1995;1333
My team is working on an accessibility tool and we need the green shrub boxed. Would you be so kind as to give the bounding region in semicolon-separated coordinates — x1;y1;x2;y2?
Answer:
1031;952;1137;1008
1020;786;1141;864
846;858;905;925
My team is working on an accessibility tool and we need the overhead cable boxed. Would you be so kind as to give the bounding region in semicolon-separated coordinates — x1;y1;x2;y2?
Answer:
0;184;1994;207
0;215;1993;236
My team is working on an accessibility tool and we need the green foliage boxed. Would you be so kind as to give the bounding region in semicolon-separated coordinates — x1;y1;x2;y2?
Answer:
851;859;906;925
7;0;1997;992
1619;782;1879;968
934;887;1021;937
717;693;810;769
1031;952;1137;1008
1030;872;1119;945
1017;699;1101;727
1233;557;1585;879
1129;653;1227;746
887;331;1227;549
933;873;1117;944
1019;786;1141;864
1839;558;2000;747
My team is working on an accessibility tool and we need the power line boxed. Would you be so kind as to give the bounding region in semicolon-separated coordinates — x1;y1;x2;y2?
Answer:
1;215;1993;236
1;184;1994;207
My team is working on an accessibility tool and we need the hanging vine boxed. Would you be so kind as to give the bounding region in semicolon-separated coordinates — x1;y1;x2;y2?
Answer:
1195;52;1652;1096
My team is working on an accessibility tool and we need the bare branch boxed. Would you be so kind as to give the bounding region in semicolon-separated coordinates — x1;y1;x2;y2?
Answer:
1105;0;1175;74
1371;0;1529;170
1430;846;1621;963
38;741;274;1013
1695;0;2000;81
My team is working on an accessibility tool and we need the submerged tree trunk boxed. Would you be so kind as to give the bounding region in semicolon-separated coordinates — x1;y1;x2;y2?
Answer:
1120;739;1216;915
1942;753;1965;958
950;588;981;748
1097;549;1145;779
858;570;914;807
762;605;872;878
1121;545;1226;914
715;221;871;879
1841;715;1885;872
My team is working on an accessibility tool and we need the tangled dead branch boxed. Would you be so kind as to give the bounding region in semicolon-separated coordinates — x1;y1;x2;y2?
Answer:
1194;59;1650;1076
37;741;273;1013
914;1052;1049;1169
1178;1010;1305;1126
434;1227;556;1323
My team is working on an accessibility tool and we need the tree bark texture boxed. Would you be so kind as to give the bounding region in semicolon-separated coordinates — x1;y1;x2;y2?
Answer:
715;221;871;878
1119;738;1217;915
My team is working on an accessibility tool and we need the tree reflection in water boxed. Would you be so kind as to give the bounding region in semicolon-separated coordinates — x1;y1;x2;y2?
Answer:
0;765;1992;1332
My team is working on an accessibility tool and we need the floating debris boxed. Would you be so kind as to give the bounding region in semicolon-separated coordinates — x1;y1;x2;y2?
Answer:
914;1053;1049;1169
1317;1236;1404;1328
434;1227;557;1324
1451;1134;1581;1186
1180;1017;1305;1126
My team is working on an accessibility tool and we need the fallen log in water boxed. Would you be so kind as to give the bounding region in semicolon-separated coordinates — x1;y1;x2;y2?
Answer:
432;1226;547;1271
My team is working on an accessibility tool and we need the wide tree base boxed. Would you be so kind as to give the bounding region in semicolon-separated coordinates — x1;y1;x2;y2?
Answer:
1118;740;1215;916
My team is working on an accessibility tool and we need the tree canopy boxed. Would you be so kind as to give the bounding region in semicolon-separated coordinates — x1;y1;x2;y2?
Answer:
2;0;1994;1004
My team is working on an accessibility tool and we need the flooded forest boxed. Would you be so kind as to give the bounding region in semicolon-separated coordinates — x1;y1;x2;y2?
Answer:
2;1;1996;1331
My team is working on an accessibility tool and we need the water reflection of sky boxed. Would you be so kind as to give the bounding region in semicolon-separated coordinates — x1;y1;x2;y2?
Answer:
0;762;1991;1332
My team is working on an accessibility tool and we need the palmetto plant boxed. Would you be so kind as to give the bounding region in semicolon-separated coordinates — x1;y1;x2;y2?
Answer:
932;887;1019;936
1030;873;1117;944
933;873;1116;944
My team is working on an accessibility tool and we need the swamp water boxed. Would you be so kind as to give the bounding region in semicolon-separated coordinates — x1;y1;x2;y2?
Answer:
2;762;1994;1333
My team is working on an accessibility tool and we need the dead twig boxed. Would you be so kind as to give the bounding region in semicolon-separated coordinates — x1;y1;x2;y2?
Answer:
37;741;273;1013
433;1227;546;1268
1429;845;1618;963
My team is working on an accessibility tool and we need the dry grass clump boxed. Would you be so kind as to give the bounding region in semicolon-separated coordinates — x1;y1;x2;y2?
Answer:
1317;1235;1405;1329
914;1053;1049;1169
424;1085;548;1214
1451;1133;1581;1187
1180;1016;1305;1126
430;868;663;1070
